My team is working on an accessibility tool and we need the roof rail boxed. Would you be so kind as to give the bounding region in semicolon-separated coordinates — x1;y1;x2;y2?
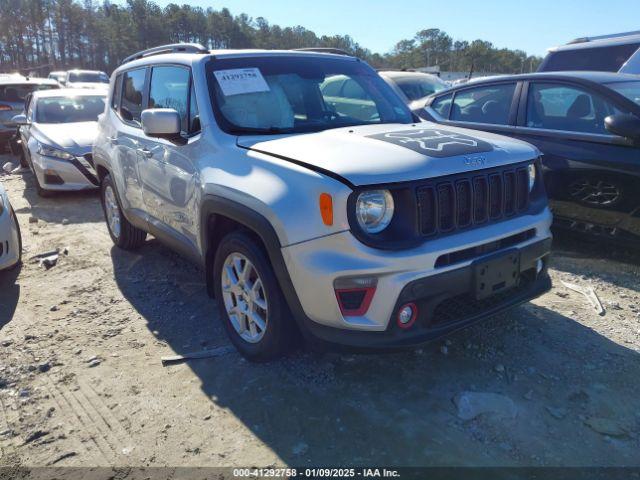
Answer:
567;30;640;44
293;47;351;56
121;43;209;66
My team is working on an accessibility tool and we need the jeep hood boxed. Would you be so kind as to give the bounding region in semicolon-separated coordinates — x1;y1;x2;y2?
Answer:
237;123;539;186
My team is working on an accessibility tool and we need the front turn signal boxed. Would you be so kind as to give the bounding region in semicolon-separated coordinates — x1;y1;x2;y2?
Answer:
319;193;333;226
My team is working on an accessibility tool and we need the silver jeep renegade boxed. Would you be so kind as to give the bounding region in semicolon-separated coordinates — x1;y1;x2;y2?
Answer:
94;44;552;361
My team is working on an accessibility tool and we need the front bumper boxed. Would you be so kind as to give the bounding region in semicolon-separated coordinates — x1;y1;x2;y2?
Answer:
31;151;98;191
304;241;550;349
281;208;553;349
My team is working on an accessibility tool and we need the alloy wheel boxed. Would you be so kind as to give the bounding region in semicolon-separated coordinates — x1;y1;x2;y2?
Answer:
221;252;268;343
104;185;121;238
569;179;620;206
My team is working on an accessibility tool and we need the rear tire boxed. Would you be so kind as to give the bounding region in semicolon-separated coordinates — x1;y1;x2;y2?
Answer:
214;231;295;361
100;174;146;249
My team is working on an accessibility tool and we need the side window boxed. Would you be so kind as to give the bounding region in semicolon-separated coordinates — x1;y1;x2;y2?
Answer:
188;81;200;134
149;66;190;133
451;83;516;125
121;68;146;125
431;93;453;118
111;74;122;110
526;83;619;134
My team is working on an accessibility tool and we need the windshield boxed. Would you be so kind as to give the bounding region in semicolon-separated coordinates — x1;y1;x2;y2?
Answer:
395;76;447;101
0;83;57;103
608;81;640;106
206;56;413;134
68;71;109;83
36;95;106;123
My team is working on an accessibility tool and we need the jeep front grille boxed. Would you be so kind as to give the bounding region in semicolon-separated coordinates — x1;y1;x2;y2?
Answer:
417;165;531;237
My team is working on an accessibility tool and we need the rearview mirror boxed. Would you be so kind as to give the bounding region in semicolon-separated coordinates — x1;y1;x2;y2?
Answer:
141;109;182;142
604;113;640;141
10;114;28;126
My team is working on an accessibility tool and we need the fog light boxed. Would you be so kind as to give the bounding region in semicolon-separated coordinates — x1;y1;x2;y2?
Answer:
397;303;417;329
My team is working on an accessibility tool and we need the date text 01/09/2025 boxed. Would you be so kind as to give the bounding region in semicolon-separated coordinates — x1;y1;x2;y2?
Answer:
232;467;401;478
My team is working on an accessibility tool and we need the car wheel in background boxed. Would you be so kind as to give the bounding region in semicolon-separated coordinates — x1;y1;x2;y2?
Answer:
100;174;146;249
214;231;296;361
33;173;54;198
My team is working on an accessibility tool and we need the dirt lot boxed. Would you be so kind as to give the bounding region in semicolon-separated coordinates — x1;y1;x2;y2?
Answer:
1;152;640;469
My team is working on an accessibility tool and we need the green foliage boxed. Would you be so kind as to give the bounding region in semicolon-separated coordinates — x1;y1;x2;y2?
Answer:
0;0;541;74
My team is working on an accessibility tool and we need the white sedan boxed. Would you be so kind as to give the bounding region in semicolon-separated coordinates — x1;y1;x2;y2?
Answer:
0;181;21;271
13;89;105;196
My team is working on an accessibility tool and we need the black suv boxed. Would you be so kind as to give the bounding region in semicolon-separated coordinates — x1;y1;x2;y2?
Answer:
414;72;640;245
538;31;640;74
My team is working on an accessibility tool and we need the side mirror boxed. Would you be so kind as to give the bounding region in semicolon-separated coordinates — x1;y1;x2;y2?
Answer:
141;109;182;142
605;113;640;141
10;114;28;126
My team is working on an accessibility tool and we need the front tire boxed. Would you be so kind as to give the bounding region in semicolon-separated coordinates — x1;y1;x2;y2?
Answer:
100;174;146;249
214;231;295;361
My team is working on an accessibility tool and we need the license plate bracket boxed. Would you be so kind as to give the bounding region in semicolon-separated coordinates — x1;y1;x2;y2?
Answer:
474;250;520;300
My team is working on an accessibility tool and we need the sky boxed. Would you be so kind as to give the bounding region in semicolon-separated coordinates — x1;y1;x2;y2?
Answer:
150;0;640;57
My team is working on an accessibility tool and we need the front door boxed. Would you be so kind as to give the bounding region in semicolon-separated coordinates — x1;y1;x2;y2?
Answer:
138;65;200;250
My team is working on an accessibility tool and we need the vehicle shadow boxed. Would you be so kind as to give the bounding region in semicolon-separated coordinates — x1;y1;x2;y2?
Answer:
0;264;21;330
14;171;102;224
111;242;640;467
552;229;640;266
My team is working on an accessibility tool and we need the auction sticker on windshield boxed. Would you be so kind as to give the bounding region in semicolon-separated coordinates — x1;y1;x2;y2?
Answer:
213;68;270;96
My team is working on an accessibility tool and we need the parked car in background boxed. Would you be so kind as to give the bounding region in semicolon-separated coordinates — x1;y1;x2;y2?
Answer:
64;69;109;90
0;77;59;153
379;70;448;103
414;71;640;245
93;43;552;361
0;180;21;271
48;71;67;84
539;31;640;74
12;89;105;196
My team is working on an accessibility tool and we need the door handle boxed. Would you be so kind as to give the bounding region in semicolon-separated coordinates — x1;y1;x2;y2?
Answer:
138;148;153;158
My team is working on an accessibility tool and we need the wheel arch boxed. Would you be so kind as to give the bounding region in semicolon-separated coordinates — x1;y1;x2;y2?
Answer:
201;195;313;338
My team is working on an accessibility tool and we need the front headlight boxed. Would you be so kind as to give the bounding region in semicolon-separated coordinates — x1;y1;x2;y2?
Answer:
37;143;74;161
355;189;394;234
528;163;536;191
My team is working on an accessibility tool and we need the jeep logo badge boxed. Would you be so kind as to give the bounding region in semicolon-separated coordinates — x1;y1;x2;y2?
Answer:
464;155;487;167
368;128;493;158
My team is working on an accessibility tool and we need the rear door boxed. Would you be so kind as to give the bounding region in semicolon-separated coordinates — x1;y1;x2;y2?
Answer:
512;80;640;234
111;67;149;215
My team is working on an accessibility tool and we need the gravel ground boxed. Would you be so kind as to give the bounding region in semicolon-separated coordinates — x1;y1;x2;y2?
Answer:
1;153;640;469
